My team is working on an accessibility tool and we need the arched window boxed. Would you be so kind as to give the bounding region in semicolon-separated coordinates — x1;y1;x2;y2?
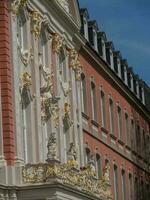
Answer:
113;164;119;200
109;98;114;134
81;73;87;113
100;90;106;128
85;147;90;164
59;48;67;82
91;82;97;121
95;154;101;179
121;169;126;200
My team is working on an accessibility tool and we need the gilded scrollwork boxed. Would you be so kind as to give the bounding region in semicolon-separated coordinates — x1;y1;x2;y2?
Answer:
23;160;112;199
69;48;82;81
29;10;43;38
52;33;66;54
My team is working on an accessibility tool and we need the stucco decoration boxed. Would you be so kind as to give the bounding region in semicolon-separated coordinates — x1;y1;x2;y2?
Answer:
29;10;43;38
69;48;82;81
52;33;66;54
23;160;113;199
17;37;33;66
11;0;28;17
63;102;73;129
20;72;32;105
46;132;57;161
39;62;60;125
60;81;72;97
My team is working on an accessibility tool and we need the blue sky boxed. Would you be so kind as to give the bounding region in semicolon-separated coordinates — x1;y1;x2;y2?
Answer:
79;0;150;86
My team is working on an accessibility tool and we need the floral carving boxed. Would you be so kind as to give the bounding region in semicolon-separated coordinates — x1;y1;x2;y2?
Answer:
23;160;112;199
11;0;28;16
52;33;66;54
69;48;82;81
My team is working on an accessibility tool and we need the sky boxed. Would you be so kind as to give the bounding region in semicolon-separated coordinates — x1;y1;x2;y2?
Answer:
79;0;150;86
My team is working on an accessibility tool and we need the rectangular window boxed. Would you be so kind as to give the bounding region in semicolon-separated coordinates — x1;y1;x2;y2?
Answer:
117;106;122;139
114;165;119;200
101;91;106;128
91;82;97;121
109;98;114;134
121;170;126;200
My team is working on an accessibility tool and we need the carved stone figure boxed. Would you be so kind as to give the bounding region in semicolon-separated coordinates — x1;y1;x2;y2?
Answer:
46;132;57;161
20;72;32;105
102;162;110;183
63;102;73;129
66;142;78;168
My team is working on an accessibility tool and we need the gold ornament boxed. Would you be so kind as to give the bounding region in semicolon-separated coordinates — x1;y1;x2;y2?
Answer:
29;10;43;38
69;48;82;81
52;33;66;54
11;0;28;16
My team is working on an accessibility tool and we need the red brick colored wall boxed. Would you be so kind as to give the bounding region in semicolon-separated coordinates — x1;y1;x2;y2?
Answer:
0;0;15;165
79;51;150;199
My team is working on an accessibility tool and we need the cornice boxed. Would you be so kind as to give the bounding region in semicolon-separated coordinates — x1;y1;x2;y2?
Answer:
74;34;150;121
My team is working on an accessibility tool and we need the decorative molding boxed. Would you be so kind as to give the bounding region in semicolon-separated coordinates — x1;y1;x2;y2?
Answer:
69;48;82;81
22;160;112;199
57;0;69;13
52;33;66;54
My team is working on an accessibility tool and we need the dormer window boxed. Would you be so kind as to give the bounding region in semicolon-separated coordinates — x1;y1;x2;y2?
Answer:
93;29;98;51
83;17;89;40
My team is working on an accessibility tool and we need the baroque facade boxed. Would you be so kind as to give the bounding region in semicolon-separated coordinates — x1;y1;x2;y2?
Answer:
0;0;149;200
